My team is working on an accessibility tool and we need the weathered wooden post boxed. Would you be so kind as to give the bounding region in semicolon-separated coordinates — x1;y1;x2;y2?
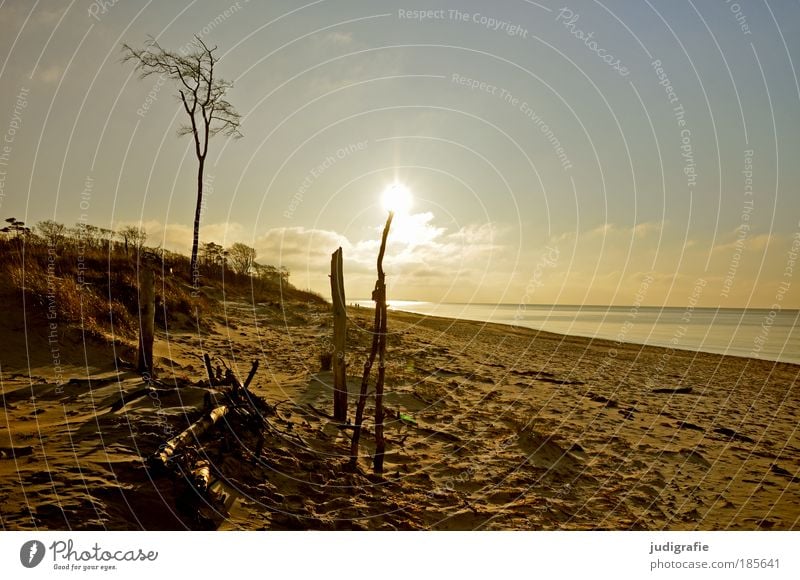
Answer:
372;216;392;474
349;213;393;472
330;247;348;422
137;266;156;378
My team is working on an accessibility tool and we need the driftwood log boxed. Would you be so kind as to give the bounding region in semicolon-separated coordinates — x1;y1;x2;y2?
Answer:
154;404;229;467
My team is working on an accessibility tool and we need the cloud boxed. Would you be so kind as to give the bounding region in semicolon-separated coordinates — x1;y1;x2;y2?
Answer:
129;212;503;299
710;231;773;255
113;217;797;307
250;215;502;298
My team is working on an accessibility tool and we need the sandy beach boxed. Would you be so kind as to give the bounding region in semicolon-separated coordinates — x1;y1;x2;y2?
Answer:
2;298;797;530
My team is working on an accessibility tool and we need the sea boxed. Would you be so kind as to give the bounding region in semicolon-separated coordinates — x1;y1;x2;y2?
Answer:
352;301;800;365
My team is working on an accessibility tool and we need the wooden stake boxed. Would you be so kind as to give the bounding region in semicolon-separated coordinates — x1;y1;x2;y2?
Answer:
373;298;388;473
330;247;348;422
243;360;259;390
203;353;218;387
137;266;156;378
372;214;392;474
349;213;393;471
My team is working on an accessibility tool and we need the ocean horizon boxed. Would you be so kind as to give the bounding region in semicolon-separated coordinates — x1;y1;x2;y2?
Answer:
353;300;800;365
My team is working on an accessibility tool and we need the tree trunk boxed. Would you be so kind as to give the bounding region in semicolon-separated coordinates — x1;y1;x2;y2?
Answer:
190;156;205;290
137;267;156;378
330;247;348;422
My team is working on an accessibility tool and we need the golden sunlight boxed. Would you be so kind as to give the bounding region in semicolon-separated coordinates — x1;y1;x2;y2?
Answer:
381;182;413;216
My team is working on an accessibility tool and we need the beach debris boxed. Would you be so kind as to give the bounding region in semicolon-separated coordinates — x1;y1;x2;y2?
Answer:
350;212;393;474
202;353;219;387
243;360;259;390
147;356;275;527
153;404;230;467
330;247;348;422
651;386;694;395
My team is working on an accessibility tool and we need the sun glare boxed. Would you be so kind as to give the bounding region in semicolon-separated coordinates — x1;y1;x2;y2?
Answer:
381;183;413;216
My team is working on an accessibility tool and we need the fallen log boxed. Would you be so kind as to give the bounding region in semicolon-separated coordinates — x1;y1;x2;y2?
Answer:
153;404;229;467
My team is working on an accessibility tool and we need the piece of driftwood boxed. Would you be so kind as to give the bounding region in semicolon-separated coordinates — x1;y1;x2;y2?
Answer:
330;247;348;422
243;360;259;390
372;215;392;474
191;459;211;492
137;267;156;377
154;404;229;467
202;353;218;387
349;213;393;473
349;298;382;467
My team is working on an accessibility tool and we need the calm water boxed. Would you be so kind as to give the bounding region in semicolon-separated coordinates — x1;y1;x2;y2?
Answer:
353;301;800;365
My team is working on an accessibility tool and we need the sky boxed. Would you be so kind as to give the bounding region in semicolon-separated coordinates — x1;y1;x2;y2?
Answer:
0;0;798;308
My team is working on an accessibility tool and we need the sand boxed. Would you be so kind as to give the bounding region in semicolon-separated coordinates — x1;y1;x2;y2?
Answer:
1;299;798;530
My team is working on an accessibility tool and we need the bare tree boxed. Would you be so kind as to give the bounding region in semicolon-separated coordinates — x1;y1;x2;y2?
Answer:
36;220;67;249
119;225;147;257
227;242;256;276
122;36;242;286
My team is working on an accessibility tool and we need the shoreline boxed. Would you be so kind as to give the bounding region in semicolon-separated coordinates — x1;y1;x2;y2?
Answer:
352;302;800;368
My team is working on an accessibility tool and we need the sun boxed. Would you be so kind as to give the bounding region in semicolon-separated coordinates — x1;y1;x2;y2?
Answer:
381;182;413;216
